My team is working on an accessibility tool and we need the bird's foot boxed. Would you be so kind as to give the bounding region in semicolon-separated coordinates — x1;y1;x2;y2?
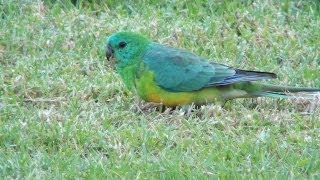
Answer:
133;100;168;112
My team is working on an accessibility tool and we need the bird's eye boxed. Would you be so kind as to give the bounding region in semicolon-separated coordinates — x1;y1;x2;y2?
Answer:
118;41;127;48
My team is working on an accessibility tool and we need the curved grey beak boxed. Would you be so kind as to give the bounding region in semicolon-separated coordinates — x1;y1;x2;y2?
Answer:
106;44;114;60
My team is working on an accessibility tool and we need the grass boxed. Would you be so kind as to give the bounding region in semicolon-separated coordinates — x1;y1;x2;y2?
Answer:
1;0;320;178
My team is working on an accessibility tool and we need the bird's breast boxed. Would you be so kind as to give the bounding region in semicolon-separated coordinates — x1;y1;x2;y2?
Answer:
135;71;222;106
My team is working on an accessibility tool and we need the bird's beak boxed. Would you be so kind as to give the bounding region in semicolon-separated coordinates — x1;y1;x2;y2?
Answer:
106;44;114;60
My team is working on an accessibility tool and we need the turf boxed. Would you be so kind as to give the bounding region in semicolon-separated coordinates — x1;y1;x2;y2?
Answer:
0;0;320;178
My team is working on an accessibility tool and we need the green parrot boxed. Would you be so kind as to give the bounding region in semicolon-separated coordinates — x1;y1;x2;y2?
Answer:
106;32;320;107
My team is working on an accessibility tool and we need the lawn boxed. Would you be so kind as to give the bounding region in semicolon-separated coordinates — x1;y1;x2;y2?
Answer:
0;0;320;179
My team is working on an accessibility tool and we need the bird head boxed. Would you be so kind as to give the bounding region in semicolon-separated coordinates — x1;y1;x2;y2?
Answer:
106;32;150;67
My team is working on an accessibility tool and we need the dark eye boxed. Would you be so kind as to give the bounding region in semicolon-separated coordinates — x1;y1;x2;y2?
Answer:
118;41;127;48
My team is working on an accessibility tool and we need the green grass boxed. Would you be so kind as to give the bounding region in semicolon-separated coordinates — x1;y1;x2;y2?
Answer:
1;0;320;178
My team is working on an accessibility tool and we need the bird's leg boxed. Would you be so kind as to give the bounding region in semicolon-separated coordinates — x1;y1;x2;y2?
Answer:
134;100;167;112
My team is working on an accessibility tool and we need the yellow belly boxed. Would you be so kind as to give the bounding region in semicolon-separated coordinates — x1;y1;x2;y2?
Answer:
135;71;222;106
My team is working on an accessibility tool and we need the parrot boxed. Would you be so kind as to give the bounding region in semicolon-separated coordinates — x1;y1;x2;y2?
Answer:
105;32;320;107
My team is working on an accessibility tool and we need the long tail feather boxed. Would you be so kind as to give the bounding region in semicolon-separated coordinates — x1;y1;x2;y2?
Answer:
249;83;320;99
250;91;289;98
260;83;320;93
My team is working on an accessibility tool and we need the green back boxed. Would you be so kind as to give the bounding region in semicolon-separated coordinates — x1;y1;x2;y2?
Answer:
143;43;276;92
143;43;236;91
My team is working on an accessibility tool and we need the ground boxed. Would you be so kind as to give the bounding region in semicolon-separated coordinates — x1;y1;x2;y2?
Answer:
0;0;320;178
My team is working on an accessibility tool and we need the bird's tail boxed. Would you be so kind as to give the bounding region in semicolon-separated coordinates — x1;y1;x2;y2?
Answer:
249;83;320;99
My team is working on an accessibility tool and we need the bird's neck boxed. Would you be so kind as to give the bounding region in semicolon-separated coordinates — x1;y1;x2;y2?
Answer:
117;61;143;91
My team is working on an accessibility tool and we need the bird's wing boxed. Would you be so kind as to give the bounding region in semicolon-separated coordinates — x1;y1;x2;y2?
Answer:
143;43;276;92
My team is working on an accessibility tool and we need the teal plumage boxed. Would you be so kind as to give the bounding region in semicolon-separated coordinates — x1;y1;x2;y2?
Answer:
106;32;320;106
143;42;276;91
